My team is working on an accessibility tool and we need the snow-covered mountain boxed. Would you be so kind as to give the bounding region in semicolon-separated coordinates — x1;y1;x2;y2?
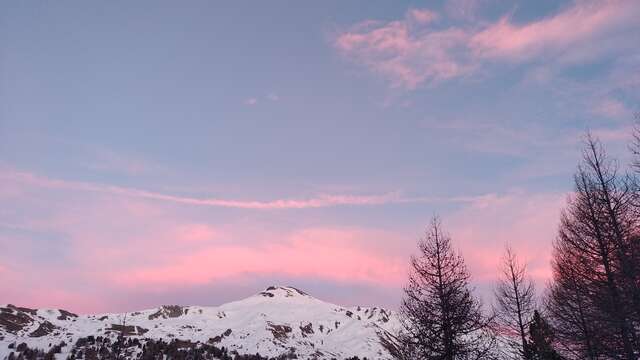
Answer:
0;286;401;359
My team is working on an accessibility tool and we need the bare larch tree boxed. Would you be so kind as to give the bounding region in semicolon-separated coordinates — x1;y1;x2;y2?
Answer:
495;246;536;359
397;217;496;360
547;134;640;359
547;243;600;360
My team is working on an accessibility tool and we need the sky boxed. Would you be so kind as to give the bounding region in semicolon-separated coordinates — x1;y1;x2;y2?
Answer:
1;0;639;314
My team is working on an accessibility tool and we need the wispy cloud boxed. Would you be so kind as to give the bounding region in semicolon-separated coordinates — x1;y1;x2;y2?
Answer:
1;169;470;210
244;93;280;105
334;12;473;89
244;97;258;106
406;9;439;25
591;125;635;142
469;0;637;61
592;98;631;119
334;0;640;89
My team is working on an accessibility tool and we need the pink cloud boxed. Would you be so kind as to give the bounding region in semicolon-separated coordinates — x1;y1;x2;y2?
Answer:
1;166;569;312
335;13;473;89
591;125;634;142
0;252;111;312
0;171;413;311
592;98;630;119
407;9;438;24
112;227;407;289
2;285;108;313
334;1;639;88
175;224;219;243
470;0;638;60
447;190;566;285
6;205;407;309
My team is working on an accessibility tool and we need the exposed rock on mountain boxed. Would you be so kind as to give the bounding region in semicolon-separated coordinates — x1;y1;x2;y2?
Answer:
0;286;401;359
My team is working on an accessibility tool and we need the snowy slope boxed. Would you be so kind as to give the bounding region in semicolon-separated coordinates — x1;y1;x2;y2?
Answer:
0;286;401;359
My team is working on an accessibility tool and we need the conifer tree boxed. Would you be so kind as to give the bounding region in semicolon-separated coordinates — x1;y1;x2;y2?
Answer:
397;217;496;359
548;135;639;359
495;246;536;359
527;311;563;360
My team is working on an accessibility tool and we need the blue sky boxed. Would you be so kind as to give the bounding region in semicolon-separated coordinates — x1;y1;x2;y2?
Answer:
1;0;639;313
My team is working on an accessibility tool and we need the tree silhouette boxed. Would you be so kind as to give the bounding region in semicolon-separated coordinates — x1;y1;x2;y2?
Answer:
397;217;496;359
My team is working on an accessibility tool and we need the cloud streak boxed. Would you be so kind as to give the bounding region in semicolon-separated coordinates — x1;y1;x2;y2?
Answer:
469;0;637;61
1;169;476;210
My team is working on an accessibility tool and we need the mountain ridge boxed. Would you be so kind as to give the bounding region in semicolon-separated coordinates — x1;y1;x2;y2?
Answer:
0;286;401;359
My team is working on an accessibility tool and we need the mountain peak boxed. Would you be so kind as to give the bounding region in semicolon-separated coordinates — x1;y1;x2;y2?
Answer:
258;285;309;298
1;288;401;359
